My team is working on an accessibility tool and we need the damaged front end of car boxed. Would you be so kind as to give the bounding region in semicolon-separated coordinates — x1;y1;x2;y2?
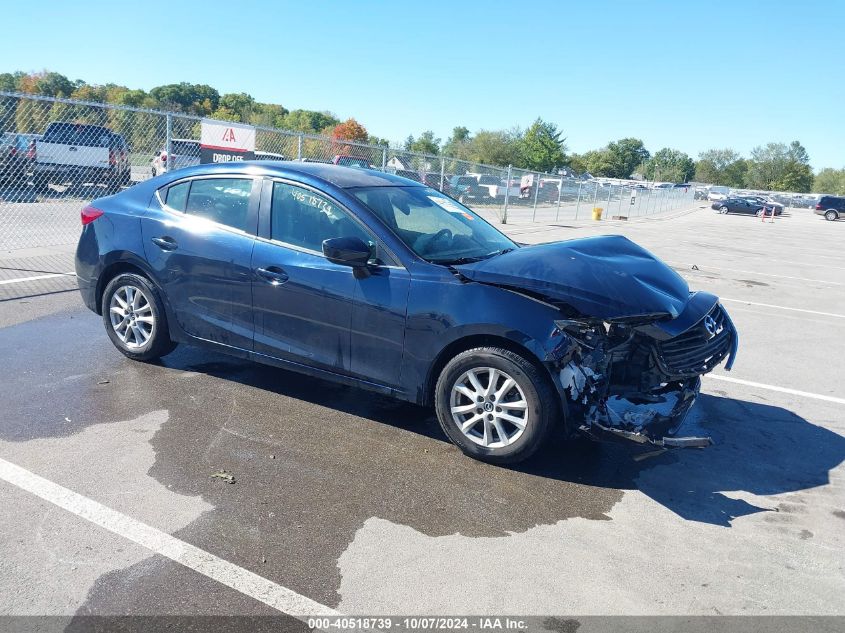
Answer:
549;295;737;447
454;235;738;448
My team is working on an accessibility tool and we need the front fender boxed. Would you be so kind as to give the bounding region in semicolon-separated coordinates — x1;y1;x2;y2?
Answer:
401;273;577;409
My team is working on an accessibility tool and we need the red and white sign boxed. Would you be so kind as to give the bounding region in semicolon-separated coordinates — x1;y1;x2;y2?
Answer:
200;119;255;163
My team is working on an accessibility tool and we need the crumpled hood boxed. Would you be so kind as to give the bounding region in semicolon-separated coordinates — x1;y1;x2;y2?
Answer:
455;235;690;320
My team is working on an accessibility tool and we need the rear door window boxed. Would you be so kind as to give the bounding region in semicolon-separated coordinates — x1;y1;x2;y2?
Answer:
184;178;253;232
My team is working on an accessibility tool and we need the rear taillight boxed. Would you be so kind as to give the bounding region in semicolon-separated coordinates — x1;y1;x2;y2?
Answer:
815;203;822;210
161;153;167;163
81;206;104;225
109;150;116;166
27;140;36;160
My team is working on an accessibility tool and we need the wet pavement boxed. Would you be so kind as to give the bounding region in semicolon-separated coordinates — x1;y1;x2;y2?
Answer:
0;206;843;624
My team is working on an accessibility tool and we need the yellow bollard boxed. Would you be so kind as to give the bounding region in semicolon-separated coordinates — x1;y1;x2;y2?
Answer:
592;207;603;221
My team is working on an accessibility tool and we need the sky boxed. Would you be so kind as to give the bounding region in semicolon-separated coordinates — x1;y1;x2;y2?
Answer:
2;0;843;169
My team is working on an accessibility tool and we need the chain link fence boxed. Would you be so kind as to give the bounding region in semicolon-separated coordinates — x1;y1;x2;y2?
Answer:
1;92;698;252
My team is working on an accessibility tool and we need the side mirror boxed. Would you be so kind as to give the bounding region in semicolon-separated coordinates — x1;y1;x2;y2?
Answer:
322;236;371;269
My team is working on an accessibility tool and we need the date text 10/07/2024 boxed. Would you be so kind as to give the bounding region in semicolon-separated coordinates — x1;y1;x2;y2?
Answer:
307;617;529;631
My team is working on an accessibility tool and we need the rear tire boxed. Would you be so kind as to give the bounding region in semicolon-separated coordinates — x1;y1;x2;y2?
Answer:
435;347;557;464
101;273;177;362
824;210;838;221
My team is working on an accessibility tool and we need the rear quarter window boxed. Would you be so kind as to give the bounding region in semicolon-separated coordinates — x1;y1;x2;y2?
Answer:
164;181;190;212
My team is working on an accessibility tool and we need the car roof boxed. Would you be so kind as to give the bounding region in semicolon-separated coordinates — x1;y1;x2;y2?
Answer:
164;161;425;189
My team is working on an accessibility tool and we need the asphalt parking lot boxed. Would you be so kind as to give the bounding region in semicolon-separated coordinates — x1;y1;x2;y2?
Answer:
0;203;843;628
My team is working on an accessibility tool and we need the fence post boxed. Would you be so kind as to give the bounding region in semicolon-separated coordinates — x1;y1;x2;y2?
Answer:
574;181;583;219
605;182;612;213
165;113;172;173
381;147;387;171
555;175;564;221
592;182;599;215
439;158;446;192
502;165;512;224
297;134;303;160
531;173;541;221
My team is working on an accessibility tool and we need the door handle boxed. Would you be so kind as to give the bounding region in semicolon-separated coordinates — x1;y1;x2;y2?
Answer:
151;236;178;251
256;266;289;285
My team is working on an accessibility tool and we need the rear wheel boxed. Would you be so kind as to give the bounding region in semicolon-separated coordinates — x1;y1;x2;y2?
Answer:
435;347;557;464
824;209;839;221
101;273;177;361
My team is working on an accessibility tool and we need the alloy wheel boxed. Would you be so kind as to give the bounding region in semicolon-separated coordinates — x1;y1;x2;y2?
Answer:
449;367;529;448
109;285;155;349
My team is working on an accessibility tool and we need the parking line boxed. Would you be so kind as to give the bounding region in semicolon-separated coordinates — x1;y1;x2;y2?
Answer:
0;456;339;618
708;375;845;405
673;262;844;286
719;297;845;319
0;272;75;285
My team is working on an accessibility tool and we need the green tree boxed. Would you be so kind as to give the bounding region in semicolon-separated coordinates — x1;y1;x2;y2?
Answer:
463;129;524;167
33;72;75;97
644;148;695;182
519;117;566;172
215;92;256;122
0;72;25;92
442;126;471;160
812;167;845;195
149;82;220;115
604;138;650;178
695;148;748;187
367;134;390;147
279;109;339;134
250;103;289;128
746;141;813;192
404;130;441;155
580;149;615;176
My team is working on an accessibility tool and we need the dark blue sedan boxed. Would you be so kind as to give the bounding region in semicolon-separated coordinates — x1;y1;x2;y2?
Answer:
75;162;737;463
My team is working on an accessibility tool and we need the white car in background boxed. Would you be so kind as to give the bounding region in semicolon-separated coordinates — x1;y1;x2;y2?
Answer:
707;186;730;201
150;139;200;176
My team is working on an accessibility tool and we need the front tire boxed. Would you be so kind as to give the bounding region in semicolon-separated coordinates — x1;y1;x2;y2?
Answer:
101;273;177;361
824;210;839;221
719;205;729;214
435;347;557;464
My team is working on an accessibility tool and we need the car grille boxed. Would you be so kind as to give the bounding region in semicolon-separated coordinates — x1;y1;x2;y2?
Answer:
653;304;735;378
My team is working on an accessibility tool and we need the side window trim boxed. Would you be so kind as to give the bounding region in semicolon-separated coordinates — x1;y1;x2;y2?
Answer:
257;177;402;268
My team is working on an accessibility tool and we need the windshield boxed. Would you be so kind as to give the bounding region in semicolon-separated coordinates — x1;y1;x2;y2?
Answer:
352;186;516;264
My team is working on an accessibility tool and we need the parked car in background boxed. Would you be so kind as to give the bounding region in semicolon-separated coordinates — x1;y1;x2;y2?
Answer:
422;172;449;193
75;162;737;464
712;197;766;215
394;169;422;182
814;195;845;221
707;186;730;201
0;132;40;184
34;122;131;190
473;174;502;198
151;139;200;177
332;155;372;169
449;174;489;203
693;188;708;200
741;196;783;215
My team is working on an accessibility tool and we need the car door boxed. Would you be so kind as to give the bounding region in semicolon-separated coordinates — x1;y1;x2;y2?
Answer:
141;175;259;352
252;179;410;387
